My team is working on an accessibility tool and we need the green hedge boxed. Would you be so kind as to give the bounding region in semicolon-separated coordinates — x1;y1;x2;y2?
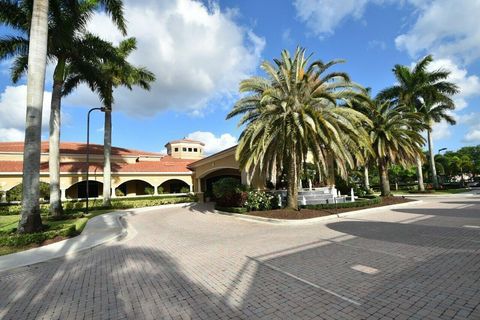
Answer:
0;225;76;247
214;205;248;214
304;197;382;210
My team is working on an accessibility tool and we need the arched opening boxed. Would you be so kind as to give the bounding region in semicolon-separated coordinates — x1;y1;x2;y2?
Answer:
159;179;190;194
201;168;241;197
66;180;103;199
115;180;154;197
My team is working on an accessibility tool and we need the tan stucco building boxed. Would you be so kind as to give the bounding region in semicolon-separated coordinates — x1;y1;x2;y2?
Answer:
0;139;263;202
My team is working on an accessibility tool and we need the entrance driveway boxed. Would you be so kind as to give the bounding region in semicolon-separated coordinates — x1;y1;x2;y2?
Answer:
1;197;480;319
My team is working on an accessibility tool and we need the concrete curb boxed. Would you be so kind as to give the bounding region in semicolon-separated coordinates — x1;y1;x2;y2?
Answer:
0;202;193;273
214;200;423;226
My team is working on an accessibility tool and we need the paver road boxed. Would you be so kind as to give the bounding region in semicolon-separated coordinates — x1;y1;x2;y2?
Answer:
1;196;480;319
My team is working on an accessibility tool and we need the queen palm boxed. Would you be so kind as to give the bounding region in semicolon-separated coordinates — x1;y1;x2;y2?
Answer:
227;48;371;210
369;100;426;196
378;55;458;191
64;38;155;207
0;0;126;217
15;0;49;233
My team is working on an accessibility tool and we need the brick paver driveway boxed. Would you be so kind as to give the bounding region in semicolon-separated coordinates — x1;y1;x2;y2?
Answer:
1;196;480;319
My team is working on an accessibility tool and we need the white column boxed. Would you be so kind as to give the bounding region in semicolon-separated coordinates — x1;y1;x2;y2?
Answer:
189;184;193;192
60;188;66;201
241;170;250;186
153;185;158;196
1;191;6;202
111;187;116;198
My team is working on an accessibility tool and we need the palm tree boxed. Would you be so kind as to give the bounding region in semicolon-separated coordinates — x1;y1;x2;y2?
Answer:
378;55;458;191
227;48;371;210
419;92;458;189
369;100;426;196
64;38;155;207
17;0;49;233
0;0;126;217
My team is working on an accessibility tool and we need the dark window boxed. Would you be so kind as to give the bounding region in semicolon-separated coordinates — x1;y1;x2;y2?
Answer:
188;148;192;152
174;147;178;152
182;147;186;151
194;148;198;152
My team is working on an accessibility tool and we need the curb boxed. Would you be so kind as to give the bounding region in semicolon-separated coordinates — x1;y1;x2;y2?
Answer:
214;200;423;226
0;202;193;273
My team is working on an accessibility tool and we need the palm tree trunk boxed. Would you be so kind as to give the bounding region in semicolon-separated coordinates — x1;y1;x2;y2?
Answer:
49;60;65;217
364;165;370;190
416;156;425;191
286;153;299;210
378;158;390;196
18;0;49;233
427;129;439;189
102;99;113;207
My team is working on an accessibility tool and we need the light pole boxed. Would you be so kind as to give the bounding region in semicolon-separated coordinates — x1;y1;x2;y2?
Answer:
438;147;447;155
86;107;106;215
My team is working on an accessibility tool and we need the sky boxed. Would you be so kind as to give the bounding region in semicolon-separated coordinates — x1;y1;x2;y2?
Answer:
0;0;479;155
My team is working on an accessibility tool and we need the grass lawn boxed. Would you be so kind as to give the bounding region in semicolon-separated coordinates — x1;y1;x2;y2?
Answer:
0;209;112;256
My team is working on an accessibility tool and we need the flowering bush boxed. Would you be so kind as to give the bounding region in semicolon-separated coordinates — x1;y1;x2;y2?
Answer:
245;191;275;211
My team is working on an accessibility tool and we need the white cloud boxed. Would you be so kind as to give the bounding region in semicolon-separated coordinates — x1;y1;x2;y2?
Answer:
431;121;452;140
293;0;397;37
458;113;480;143
66;0;265;116
395;0;480;63
185;131;236;154
427;58;480;111
0;85;52;141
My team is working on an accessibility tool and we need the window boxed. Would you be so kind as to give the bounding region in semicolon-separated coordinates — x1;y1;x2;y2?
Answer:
188;148;192;152
182;147;186;151
174;147;178;152
194;148;198;152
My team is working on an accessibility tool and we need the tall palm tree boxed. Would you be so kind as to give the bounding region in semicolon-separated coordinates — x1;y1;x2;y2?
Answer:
419;92;458;189
227;48;371;210
378;55;458;191
17;0;49;233
64;38;155;207
369;100;426;196
0;0;126;216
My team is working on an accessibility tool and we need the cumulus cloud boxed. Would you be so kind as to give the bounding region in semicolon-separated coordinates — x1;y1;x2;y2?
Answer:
0;85;52;141
458;113;480;144
293;0;373;37
395;0;480;63
186;131;236;154
65;0;265;116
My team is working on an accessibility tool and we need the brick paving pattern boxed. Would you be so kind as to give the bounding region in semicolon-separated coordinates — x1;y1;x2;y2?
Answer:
1;197;480;319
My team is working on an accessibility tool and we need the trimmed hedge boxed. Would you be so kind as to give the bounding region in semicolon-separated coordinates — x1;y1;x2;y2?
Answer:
214;205;248;214
0;225;76;247
304;197;382;210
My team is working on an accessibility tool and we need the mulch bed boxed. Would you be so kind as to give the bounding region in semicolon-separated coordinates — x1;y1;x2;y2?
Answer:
246;196;413;220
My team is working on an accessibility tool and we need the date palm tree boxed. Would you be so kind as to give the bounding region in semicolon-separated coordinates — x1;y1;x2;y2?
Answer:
369;100;426;196
227;48;371;210
15;0;49;233
378;55;458;191
64;38;155;207
0;0;126;217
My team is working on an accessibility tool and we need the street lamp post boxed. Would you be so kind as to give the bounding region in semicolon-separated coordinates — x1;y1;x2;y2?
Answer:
86;107;106;215
438;147;447;155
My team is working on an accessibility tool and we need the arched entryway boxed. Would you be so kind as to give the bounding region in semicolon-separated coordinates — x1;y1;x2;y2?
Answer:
66;180;103;199
201;168;241;196
159;179;190;194
115;179;154;197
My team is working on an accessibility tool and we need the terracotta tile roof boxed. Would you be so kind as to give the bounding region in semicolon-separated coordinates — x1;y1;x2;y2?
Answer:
0;141;161;156
0;156;193;174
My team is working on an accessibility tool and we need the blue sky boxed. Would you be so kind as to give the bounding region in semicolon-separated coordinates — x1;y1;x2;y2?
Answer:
1;0;479;154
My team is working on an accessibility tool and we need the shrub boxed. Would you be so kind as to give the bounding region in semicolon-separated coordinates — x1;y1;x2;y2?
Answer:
245;191;275;211
212;178;246;207
115;189;125;197
157;186;164;194
6;182;50;202
144;187;154;195
0;225;76;247
180;186;190;193
214;205;248;214
304;197;382;210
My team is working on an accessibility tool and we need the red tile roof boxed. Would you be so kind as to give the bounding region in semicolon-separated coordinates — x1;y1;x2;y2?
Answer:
0;156;193;173
0;141;161;156
165;139;205;146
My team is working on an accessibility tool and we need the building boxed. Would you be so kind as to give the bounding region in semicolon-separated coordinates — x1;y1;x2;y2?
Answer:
0;139;206;201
